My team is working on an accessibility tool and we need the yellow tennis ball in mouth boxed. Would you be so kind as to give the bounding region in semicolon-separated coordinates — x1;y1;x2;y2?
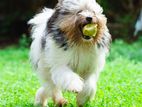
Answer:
83;24;98;37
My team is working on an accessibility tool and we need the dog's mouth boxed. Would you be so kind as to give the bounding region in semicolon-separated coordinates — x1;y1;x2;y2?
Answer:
79;24;93;40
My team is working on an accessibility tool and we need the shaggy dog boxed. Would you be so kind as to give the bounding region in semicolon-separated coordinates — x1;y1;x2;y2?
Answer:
28;0;111;106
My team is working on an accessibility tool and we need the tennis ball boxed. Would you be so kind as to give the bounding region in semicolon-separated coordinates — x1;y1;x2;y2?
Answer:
83;24;98;37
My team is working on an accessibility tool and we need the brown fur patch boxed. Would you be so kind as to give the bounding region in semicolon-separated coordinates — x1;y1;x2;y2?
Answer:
59;13;107;49
59;14;82;45
93;14;107;42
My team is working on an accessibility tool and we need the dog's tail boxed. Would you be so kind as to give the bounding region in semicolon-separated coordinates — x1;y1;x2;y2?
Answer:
28;8;54;39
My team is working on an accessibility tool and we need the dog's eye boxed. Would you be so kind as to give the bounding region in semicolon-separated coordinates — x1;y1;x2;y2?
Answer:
77;10;82;14
60;11;70;15
92;11;95;14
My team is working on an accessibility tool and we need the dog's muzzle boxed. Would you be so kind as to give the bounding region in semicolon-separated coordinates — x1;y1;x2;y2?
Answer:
80;16;93;40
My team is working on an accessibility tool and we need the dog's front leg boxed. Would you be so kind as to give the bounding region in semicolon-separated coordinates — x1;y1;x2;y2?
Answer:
51;65;84;92
77;72;100;107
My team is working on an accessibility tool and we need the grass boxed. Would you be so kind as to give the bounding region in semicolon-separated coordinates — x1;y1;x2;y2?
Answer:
0;39;142;107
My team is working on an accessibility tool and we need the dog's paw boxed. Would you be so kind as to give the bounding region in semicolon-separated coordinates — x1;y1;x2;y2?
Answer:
34;102;48;107
55;98;68;107
68;77;84;93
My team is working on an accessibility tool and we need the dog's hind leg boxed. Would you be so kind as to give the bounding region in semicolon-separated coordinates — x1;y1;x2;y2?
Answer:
34;86;48;107
34;85;67;107
52;88;67;106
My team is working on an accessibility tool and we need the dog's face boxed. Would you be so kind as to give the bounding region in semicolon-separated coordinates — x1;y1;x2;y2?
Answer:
48;0;107;46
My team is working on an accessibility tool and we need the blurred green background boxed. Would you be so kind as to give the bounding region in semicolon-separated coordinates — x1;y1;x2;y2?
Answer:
0;1;142;107
0;0;142;47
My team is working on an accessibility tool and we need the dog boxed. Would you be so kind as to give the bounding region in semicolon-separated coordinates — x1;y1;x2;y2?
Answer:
28;0;111;106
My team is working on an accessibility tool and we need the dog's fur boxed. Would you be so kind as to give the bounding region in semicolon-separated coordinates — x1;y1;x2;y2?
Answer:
28;0;111;106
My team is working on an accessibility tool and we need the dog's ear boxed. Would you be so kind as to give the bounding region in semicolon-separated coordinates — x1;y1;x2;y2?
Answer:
58;0;64;3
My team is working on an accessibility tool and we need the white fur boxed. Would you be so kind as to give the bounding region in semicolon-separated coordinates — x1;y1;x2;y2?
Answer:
28;8;54;67
29;1;110;106
59;0;103;14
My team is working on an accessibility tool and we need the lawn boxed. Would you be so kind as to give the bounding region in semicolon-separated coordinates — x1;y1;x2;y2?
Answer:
0;40;142;107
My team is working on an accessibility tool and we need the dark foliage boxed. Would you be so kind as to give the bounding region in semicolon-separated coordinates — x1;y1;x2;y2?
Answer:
97;0;142;40
0;0;57;46
0;0;141;46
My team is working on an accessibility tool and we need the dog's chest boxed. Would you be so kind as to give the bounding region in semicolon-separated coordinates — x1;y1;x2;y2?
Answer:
68;47;97;74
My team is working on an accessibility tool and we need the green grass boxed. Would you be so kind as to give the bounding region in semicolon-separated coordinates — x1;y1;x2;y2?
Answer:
0;40;142;107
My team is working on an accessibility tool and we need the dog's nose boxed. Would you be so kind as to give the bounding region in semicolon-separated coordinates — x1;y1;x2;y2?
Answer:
86;17;92;22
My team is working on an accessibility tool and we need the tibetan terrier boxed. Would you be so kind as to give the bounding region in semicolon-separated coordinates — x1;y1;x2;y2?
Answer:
28;0;111;106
